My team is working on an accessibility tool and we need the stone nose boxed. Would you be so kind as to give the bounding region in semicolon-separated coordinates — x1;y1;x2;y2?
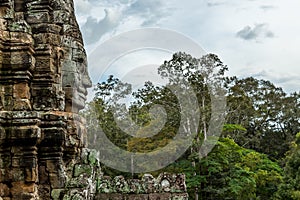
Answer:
83;71;93;88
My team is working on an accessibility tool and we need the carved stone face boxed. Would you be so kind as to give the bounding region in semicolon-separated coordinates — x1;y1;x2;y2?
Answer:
61;37;92;112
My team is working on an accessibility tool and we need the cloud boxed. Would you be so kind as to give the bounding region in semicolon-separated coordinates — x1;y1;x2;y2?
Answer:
81;9;121;45
125;0;170;26
74;0;93;16
247;70;300;93
260;5;276;11
76;0;170;46
236;23;274;41
206;0;227;7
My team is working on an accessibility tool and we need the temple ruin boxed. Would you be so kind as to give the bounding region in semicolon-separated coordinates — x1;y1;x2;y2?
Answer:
0;0;188;199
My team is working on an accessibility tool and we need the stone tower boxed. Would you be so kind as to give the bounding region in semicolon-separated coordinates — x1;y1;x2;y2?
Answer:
0;1;188;200
0;0;95;199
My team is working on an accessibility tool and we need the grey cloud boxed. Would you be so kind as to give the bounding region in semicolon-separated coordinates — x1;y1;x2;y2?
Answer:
125;0;169;26
74;0;93;16
81;9;120;45
260;5;276;11
206;1;226;7
250;70;299;93
87;0;133;7
78;0;170;46
236;23;274;41
127;0;163;15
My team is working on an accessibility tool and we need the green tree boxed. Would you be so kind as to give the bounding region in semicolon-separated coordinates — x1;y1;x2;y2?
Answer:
162;138;282;200
83;52;297;198
128;52;228;199
226;77;300;160
275;132;300;199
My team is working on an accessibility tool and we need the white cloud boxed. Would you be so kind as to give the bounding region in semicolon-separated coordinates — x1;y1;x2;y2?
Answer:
246;70;300;93
75;0;171;47
74;0;93;16
260;5;276;11
75;0;300;93
81;9;122;45
125;0;170;26
236;23;274;41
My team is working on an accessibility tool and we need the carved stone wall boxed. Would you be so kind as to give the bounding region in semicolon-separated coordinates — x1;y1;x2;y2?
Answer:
0;1;188;200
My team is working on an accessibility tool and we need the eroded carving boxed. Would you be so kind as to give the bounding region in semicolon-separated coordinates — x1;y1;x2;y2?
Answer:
0;1;188;199
0;0;93;199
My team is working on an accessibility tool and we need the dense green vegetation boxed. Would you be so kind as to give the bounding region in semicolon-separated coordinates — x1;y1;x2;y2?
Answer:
82;52;300;199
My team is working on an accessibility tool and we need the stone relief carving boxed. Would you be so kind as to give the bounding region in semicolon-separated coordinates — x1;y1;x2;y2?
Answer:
61;38;92;113
0;1;188;199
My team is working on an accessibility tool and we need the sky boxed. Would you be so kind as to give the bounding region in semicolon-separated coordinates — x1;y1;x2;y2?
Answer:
74;0;300;94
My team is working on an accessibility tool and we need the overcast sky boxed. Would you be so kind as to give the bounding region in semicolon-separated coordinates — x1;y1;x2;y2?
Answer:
74;0;300;94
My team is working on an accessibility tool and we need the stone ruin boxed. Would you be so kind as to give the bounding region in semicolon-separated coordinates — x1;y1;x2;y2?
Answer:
0;0;188;199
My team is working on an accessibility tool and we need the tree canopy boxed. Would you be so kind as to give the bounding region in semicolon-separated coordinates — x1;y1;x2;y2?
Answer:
82;52;300;199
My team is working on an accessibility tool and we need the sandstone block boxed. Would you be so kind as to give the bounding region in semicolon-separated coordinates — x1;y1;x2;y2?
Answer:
149;193;172;200
13;82;30;99
11;182;36;194
0;183;9;197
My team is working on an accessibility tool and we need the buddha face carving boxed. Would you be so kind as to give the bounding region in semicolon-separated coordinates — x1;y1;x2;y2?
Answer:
61;37;92;112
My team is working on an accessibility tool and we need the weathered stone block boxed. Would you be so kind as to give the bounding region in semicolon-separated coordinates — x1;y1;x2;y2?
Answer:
38;165;48;184
13;82;30;99
49;172;66;189
3;96;13;109
11;157;20;167
0;18;7;30
0;30;9;40
172;174;186;192
107;193;123;200
31;23;62;34
125;194;149;200
12;99;32;111
128;179;144;194
66;176;89;188
0;5;13;19
11;192;37;200
142;174;155;193
73;164;92;177
53;10;70;24
38;185;51;200
149;193;172;200
171;193;189;200
3;85;13;95
45;160;61;174
0;156;10;169
0;183;10;197
9;168;25;182
20;156;37;169
14;0;25;12
51;189;65;200
9;126;40;139
25;167;38;183
26;11;50;24
34;56;56;72
113;176;130;194
97;176;113;193
0;126;5;140
42;127;65;145
33;33;61;45
11;182;36;194
9;32;33;44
